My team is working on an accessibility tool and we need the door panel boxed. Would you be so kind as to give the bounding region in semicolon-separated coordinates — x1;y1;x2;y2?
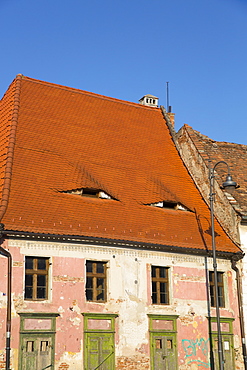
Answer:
86;333;114;370
21;336;53;370
151;334;177;370
213;335;234;370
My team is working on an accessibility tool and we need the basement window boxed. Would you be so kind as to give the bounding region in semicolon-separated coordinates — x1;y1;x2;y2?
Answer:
148;201;191;211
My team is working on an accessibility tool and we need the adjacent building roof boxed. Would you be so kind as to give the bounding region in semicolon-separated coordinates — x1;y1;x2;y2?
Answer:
0;75;241;254
179;124;247;217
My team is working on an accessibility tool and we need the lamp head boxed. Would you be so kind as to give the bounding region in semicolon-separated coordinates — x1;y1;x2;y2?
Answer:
222;174;239;190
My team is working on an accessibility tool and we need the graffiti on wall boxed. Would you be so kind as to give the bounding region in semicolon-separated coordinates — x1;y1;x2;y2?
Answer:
182;338;210;368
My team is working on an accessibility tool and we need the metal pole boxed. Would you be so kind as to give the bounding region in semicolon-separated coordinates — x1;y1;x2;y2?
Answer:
166;82;169;111
209;166;224;370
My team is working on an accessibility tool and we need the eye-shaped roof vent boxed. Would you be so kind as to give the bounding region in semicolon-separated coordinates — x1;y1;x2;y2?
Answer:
148;201;192;212
60;188;113;200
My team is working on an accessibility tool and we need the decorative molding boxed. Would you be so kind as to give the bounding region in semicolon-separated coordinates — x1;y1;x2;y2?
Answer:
8;239;230;267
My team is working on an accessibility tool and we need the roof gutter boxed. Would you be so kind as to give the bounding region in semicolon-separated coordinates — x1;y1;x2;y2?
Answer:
2;229;244;261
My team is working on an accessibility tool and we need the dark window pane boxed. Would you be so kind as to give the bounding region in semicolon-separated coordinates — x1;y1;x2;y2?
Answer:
218;287;224;307
160;282;167;293
160;293;168;304
37;275;46;287
151;266;156;277
97;290;104;301
25;257;34;270
25;274;33;286
152;293;157;304
96;262;104;274
86;289;93;301
86;277;92;289
37;258;47;270
152;282;157;293
37;287;46;299
86;262;93;273
97;278;104;289
209;272;213;282
160;267;167;278
25;286;33;299
217;273;223;283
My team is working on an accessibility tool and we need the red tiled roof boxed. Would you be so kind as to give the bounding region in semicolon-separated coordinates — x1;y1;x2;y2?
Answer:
183;124;247;215
0;75;241;254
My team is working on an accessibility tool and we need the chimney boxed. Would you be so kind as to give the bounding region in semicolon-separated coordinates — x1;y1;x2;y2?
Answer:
167;106;175;126
139;94;159;107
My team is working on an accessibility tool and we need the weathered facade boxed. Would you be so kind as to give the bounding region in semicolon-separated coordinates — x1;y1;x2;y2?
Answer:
0;75;245;369
176;124;247;366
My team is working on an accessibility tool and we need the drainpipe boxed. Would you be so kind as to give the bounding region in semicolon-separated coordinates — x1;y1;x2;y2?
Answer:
0;224;12;370
231;257;247;370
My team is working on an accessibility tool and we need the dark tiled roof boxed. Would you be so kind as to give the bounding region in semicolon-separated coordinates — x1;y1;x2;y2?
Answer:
0;75;241;254
183;124;247;215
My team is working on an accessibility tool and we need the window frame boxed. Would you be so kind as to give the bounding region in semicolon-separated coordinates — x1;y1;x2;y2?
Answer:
151;266;170;305
24;257;49;301
85;261;107;303
209;271;225;308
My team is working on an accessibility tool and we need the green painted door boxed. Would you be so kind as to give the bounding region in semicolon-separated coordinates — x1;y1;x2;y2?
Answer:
151;333;177;370
85;333;115;370
213;335;234;370
20;336;53;370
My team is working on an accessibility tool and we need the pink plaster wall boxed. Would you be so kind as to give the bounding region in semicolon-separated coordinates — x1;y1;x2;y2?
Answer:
0;242;243;369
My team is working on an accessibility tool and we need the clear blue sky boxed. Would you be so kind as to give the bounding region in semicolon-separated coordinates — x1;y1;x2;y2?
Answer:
1;0;247;144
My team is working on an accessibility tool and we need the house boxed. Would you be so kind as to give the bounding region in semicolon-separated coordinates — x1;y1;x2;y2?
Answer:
0;75;245;369
176;124;247;368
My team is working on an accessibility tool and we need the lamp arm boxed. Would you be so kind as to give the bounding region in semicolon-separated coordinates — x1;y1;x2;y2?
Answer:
212;160;231;175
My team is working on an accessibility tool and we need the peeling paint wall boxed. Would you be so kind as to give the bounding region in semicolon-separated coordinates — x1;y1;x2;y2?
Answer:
0;239;244;369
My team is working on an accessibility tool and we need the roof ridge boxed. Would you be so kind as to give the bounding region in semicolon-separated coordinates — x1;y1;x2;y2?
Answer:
184;124;247;147
0;74;22;221
20;75;160;111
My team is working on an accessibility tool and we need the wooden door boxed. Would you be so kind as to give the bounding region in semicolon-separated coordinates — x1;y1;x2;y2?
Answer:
213;335;234;370
151;334;177;370
85;333;115;370
20;336;53;370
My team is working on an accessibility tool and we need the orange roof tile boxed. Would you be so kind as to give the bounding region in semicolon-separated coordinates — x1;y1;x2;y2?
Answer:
0;76;241;254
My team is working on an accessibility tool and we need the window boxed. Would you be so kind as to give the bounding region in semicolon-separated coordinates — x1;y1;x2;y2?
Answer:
152;266;169;305
25;257;49;300
86;261;107;302
209;271;225;307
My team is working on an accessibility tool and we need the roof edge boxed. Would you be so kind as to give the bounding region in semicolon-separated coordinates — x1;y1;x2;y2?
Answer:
20;75;160;110
2;229;243;260
0;74;22;221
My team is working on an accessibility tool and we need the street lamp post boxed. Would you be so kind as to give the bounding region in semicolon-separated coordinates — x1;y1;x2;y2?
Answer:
209;161;238;370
